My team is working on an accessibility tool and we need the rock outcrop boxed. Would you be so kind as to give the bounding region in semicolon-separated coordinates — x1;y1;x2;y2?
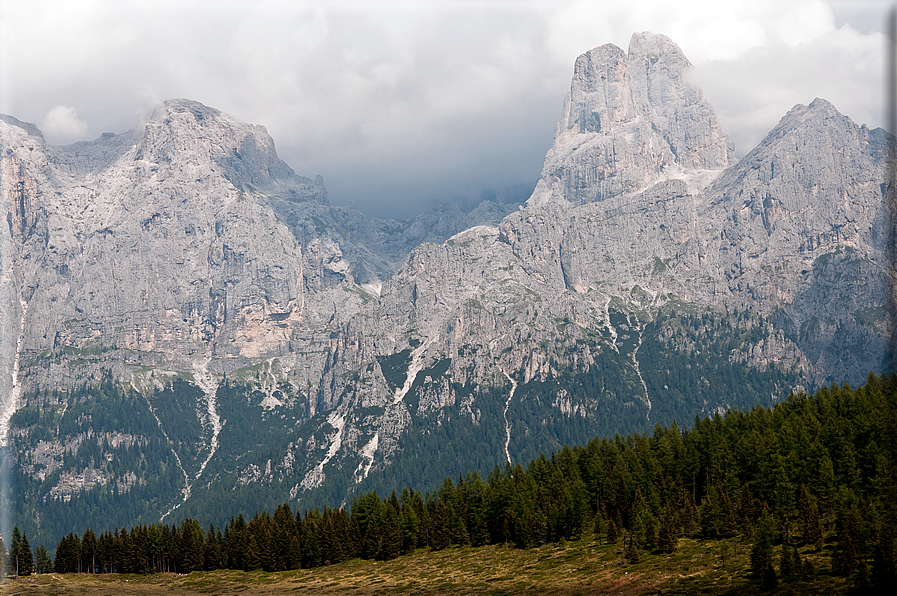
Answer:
528;32;732;208
2;32;891;541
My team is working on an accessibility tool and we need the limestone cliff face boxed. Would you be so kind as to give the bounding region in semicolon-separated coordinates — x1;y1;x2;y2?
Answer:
2;32;891;527
528;32;732;208
311;34;887;492
5;100;323;379
704;98;889;382
1;99;515;392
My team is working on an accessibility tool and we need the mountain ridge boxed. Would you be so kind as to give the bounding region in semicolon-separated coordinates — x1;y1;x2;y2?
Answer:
0;32;891;546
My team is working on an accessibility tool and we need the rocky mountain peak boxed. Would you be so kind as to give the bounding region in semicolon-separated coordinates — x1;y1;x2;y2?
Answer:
528;32;731;208
2;32;892;542
713;96;886;216
0;114;44;140
137;98;300;193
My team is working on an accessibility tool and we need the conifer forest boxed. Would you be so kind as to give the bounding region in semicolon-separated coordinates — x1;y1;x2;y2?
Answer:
15;371;895;592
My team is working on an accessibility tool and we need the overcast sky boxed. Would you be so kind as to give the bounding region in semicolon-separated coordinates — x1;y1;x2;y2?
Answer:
0;0;891;218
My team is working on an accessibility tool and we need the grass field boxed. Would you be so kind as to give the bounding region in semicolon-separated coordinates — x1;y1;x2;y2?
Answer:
0;535;852;595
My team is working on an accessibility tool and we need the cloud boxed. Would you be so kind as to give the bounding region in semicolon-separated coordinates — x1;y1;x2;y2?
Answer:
546;0;884;157
40;106;88;143
0;0;890;216
693;24;884;156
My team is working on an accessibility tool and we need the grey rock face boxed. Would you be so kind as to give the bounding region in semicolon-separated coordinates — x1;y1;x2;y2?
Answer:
0;98;517;393
308;34;887;492
703;98;889;383
2;32;891;524
529;32;732;208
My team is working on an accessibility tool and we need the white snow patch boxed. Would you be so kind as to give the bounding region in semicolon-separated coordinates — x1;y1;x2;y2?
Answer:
0;298;28;447
360;282;382;297
300;410;346;490
627;314;652;421
259;359;283;409
500;368;517;465
446;225;499;243
394;337;437;404
148;402;191;522
192;357;222;480
663;167;725;195
353;432;379;483
320;410;346;466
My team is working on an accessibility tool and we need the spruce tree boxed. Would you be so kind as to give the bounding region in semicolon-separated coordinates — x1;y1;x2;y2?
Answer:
625;533;640;564
606;519;619;545
779;541;794;578
347;516;362;560
204;523;224;570
244;532;261;571
430;500;451;551
272;504;295;571
680;489;700;537
762;563;779;590
791;546;802;577
805;498;823;551
462;475;489;547
288;535;302;570
381;502;403;560
592;509;606;541
81;528;97;573
0;536;8;576
10;526;21;576
802;556;816;576
739;484;757;539
34;544;52;574
18;534;34;576
180;519;205;573
361;508;382;560
700;487;721;538
399;499;420;555
832;503;862;575
658;504;679;554
319;510;340;565
750;511;776;578
720;490;739;538
226;514;246;571
871;521;895;591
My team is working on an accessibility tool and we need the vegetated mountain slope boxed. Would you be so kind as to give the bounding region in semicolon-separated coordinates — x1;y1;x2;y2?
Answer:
46;371;897;594
288;32;886;506
0;32;889;548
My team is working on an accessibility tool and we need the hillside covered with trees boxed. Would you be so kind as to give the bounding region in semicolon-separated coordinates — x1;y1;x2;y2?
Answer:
11;372;897;592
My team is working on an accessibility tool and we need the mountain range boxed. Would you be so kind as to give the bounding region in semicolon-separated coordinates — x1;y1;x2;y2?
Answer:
0;32;890;546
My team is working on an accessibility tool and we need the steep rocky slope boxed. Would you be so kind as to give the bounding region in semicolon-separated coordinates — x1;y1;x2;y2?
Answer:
1;33;889;546
528;32;732;208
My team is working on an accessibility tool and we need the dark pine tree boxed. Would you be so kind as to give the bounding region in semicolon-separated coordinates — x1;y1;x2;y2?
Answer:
381;500;403;561
625;533;640;564
832;502;862;576
0;536;8;576
750;511;776;580
34;544;53;574
204;524;224;570
871;521;896;592
271;503;295;571
10;526;21;576
779;540;794;578
18;534;34;576
81;528;97;573
606;518;620;545
430;500;451;551
658;504;679;554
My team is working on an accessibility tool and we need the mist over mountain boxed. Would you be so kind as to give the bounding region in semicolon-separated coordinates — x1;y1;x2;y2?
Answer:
0;32;889;547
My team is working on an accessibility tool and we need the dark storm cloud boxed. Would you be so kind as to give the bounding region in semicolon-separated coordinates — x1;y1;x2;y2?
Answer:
0;0;887;218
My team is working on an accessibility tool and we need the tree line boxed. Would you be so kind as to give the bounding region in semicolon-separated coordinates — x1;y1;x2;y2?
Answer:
10;372;896;591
